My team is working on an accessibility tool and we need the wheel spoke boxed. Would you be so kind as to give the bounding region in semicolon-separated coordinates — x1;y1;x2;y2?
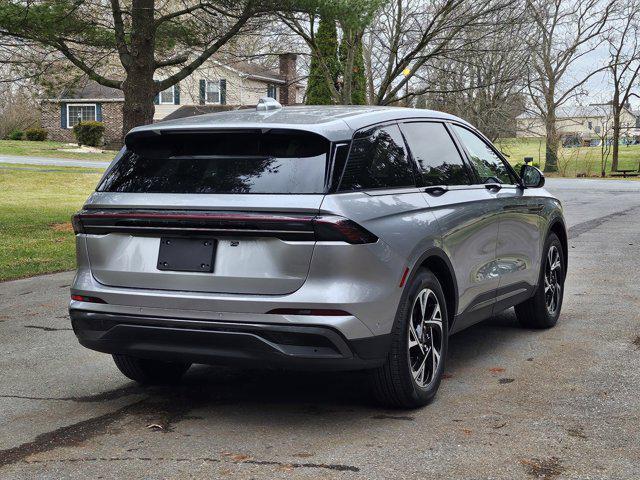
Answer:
419;290;428;321
409;320;424;354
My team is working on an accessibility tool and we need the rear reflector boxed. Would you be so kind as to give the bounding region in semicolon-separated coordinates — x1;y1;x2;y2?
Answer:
267;308;351;316
399;267;410;288
71;294;106;304
72;210;378;244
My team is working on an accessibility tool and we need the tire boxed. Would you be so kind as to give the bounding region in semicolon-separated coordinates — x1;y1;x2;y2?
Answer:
515;232;565;329
112;354;191;385
370;268;449;408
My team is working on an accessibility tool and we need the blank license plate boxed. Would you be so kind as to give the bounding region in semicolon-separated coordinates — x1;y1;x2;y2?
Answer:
157;237;216;272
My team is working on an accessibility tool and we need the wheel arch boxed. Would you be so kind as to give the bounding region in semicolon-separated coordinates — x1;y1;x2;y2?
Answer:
408;248;459;330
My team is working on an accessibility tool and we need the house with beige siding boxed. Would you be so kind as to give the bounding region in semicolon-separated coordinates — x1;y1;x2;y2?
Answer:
41;53;302;148
516;104;640;145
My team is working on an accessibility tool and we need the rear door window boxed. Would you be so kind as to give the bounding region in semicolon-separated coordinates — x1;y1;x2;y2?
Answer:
339;124;414;191
98;130;330;194
451;125;516;184
400;122;470;186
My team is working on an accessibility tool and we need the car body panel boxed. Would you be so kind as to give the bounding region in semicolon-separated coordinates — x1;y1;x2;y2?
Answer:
70;105;566;370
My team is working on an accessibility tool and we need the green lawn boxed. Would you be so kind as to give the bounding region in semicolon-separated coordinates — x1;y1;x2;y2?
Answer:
0;140;117;162
496;137;640;177
0;164;101;281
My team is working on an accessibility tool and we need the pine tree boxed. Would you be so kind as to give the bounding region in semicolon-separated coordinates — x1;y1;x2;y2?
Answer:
339;34;367;105
306;17;339;105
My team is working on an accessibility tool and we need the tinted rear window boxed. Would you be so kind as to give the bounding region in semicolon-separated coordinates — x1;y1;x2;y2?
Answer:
98;131;330;194
339;124;414;191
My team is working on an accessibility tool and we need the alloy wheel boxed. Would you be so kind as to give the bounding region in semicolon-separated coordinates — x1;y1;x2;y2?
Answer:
408;288;443;387
544;245;562;315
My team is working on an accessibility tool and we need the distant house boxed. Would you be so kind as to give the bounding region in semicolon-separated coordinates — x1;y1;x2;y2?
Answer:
41;53;303;147
516;104;640;145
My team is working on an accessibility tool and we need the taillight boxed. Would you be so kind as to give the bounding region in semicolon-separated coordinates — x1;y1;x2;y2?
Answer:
267;308;351;316
312;216;378;244
71;294;106;303
71;213;84;234
71;210;377;244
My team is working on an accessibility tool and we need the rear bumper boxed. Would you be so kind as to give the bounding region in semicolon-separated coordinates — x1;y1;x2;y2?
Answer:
70;310;389;371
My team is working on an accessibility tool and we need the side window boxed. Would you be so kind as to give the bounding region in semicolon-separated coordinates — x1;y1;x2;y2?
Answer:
339;124;414;190
401;122;470;186
452;125;515;184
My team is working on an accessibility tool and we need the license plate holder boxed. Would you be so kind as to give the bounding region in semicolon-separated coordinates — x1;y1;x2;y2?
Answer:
157;237;216;272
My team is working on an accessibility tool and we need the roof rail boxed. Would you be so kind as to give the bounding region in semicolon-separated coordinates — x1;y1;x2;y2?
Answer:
256;97;282;112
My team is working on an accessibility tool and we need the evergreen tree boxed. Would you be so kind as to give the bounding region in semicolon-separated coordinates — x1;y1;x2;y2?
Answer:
339;34;367;104
306;16;339;105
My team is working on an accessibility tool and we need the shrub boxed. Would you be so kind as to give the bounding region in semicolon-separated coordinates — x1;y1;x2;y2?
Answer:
8;130;24;140
73;121;105;147
24;128;48;141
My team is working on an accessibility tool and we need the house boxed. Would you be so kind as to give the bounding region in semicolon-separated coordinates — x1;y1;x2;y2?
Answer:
41;53;302;147
516;104;640;145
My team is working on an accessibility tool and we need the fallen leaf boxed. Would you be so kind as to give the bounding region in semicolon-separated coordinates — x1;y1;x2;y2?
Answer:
489;367;505;373
230;454;249;462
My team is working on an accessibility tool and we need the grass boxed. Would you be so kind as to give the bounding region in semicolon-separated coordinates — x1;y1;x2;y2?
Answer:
0;139;117;162
495;137;640;177
0;164;101;281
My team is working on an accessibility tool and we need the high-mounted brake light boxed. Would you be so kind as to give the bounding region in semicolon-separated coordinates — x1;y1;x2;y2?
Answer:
71;294;106;304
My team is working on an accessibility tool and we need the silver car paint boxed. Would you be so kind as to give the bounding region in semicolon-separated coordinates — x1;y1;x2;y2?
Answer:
71;106;564;345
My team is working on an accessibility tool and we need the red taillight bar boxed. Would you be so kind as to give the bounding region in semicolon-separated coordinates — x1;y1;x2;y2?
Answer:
71;294;106;304
72;210;378;244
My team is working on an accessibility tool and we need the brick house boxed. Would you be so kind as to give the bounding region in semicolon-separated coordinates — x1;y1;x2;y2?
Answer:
41;53;302;148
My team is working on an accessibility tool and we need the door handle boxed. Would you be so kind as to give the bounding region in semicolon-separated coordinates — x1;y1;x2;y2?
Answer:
502;204;527;211
484;183;502;192
528;203;544;213
424;185;448;196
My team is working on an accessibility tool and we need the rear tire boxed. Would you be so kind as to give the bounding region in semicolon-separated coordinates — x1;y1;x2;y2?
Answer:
370;268;448;408
112;354;191;385
515;233;564;329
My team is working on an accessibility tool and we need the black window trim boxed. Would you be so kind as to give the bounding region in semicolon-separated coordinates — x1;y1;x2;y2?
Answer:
335;121;418;194
398;119;475;188
447;121;521;185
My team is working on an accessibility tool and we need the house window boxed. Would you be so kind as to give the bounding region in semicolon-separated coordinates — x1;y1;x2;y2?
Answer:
159;86;175;104
267;84;277;99
67;104;96;128
206;80;220;104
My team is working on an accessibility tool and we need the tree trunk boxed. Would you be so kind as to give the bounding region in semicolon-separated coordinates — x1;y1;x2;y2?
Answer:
122;79;156;136
611;87;621;172
121;0;156;138
544;110;559;172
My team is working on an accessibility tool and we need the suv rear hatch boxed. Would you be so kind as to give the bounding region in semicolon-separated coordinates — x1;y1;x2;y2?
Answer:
76;129;333;295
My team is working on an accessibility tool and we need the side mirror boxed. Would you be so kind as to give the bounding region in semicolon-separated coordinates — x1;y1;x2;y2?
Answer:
520;164;545;188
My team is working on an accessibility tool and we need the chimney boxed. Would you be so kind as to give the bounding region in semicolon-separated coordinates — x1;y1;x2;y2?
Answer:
278;53;297;106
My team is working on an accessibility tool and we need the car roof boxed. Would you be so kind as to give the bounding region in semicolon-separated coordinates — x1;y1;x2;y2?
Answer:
127;105;473;143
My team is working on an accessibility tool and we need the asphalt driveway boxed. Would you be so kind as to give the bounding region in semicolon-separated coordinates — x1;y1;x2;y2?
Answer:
0;178;638;479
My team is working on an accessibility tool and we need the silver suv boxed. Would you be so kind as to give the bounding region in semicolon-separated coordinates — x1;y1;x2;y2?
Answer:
70;101;566;408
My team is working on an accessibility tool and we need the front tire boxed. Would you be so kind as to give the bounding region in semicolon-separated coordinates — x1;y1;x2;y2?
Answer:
515;232;565;329
371;269;448;408
112;354;191;385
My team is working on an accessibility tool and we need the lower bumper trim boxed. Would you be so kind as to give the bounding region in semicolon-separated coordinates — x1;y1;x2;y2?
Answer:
70;310;388;371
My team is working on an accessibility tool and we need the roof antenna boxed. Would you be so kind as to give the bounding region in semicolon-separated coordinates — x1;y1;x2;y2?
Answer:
256;97;282;112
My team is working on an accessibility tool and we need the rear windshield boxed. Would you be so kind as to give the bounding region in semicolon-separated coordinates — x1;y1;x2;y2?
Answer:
98;130;330;194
